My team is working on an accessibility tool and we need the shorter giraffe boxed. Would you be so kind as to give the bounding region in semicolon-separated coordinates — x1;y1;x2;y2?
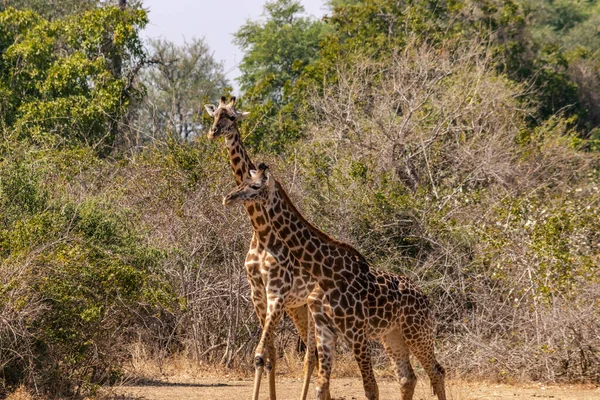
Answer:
223;164;446;400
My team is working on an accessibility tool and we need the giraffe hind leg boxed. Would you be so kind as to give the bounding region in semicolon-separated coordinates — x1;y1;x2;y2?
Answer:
286;304;310;346
382;329;416;400
308;288;334;400
352;339;379;400
406;333;446;400
299;306;317;400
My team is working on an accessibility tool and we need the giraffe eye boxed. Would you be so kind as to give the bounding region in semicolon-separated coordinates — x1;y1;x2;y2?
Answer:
250;184;261;190
228;114;236;121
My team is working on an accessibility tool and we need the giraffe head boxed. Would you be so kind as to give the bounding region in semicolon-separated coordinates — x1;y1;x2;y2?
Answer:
204;96;249;139
223;163;273;206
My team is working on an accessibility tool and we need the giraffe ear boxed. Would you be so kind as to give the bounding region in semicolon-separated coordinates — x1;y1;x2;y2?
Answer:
260;168;270;183
236;111;250;120
204;104;216;117
249;169;258;178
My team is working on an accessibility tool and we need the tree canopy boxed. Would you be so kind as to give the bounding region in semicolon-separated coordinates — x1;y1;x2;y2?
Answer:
0;5;147;154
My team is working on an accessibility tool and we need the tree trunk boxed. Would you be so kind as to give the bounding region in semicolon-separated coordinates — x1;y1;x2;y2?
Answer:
106;0;126;153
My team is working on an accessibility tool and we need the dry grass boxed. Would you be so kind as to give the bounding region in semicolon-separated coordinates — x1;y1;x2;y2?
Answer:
5;387;34;400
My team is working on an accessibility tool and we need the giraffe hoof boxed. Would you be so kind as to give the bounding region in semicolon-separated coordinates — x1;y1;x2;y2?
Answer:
255;355;265;368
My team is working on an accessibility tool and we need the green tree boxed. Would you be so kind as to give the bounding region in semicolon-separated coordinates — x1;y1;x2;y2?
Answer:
233;0;328;153
0;0;144;20
235;0;326;103
519;0;600;132
0;5;148;154
0;153;174;396
1;0;98;19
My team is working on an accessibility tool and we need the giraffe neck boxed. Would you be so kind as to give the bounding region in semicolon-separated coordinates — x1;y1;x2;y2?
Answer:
224;127;255;185
267;181;367;286
222;128;269;233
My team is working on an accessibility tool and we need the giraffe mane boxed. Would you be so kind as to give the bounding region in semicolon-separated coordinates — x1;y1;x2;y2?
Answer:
274;180;368;264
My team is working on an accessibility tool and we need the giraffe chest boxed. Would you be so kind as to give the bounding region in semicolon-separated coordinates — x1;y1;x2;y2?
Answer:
285;269;316;308
251;235;316;308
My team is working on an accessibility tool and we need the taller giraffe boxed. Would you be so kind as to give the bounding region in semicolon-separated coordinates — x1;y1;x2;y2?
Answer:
204;97;328;400
223;164;447;400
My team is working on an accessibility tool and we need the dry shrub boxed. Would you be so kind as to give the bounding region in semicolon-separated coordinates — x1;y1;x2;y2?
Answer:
5;386;34;400
0;263;45;395
286;38;600;383
62;141;257;370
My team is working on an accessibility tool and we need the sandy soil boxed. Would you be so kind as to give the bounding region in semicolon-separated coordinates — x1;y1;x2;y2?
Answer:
115;377;600;400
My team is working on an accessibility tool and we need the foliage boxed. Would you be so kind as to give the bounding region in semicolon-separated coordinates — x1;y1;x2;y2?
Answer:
0;0;145;20
233;0;329;152
283;40;600;382
235;0;326;103
520;0;600;129
0;0;100;20
0;6;148;154
235;0;600;152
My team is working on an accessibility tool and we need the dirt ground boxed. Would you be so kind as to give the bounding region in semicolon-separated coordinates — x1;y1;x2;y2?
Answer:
115;377;600;400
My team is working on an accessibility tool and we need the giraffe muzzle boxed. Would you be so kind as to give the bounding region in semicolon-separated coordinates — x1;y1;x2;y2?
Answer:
222;193;238;206
207;127;220;139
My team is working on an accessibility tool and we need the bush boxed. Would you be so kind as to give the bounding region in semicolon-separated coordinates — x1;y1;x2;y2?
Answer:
0;153;175;397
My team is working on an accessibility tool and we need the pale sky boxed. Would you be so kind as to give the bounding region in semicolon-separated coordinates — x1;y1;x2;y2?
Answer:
142;0;328;92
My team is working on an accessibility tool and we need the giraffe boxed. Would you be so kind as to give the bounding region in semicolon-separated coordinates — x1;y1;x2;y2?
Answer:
204;97;329;400
223;163;447;400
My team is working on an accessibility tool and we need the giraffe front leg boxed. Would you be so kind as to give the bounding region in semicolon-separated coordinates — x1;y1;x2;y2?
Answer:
308;288;335;400
253;293;285;400
298;306;316;400
245;257;269;400
266;334;278;400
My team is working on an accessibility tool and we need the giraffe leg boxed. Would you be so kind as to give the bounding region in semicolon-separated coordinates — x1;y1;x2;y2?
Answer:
382;330;416;400
405;330;446;400
352;339;379;400
308;288;334;400
245;257;268;399
250;301;267;400
286;304;309;346
266;334;278;400
253;294;285;400
287;305;317;400
301;307;317;400
245;262;269;400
